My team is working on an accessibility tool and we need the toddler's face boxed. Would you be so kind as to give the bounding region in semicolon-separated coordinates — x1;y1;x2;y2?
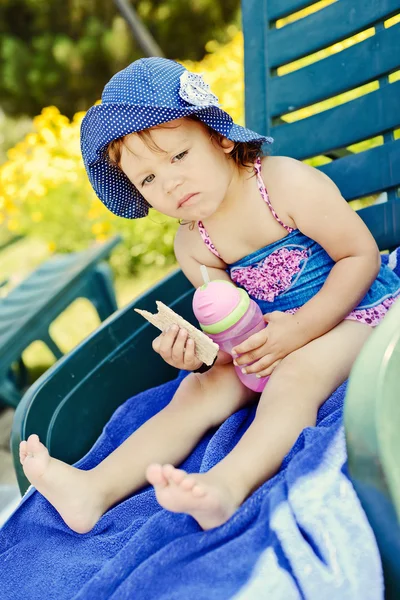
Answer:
119;118;236;220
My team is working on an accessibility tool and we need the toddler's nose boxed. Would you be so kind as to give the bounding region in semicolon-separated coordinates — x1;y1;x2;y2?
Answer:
163;177;183;195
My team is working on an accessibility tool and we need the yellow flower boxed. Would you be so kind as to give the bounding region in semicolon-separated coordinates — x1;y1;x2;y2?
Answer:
26;133;38;146
4;198;18;214
40;127;57;147
7;219;19;232
91;222;109;235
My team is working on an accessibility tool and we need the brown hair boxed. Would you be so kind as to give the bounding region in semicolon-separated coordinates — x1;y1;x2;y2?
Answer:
106;115;263;170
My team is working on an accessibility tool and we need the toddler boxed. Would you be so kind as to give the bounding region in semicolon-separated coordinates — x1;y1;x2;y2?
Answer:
20;58;400;533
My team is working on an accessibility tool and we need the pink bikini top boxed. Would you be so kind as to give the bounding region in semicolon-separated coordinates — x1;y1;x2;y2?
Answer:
197;157;294;260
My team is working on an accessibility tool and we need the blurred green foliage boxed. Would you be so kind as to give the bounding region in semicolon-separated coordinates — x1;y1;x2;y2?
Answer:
0;110;33;163
0;0;240;118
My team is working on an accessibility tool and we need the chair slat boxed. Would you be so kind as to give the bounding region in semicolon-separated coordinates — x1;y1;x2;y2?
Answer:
356;201;400;250
269;0;400;68
268;0;319;21
270;24;400;117
271;80;400;160
318;140;400;201
243;0;269;138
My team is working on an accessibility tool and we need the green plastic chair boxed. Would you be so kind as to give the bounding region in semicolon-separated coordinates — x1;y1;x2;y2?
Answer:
0;235;24;291
0;236;121;408
10;0;400;595
345;298;400;597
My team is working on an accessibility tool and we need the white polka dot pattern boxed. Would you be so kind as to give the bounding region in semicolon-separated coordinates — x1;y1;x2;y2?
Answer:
80;57;273;219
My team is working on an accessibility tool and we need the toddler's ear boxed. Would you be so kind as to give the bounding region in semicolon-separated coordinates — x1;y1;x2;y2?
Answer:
220;137;235;154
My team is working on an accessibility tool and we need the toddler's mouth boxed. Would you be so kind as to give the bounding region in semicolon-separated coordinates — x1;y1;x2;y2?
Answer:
178;193;199;208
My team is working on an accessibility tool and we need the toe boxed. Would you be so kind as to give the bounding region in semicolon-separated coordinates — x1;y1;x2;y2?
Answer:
27;434;42;452
19;441;28;464
192;484;207;498
162;464;175;480
146;463;168;487
181;476;196;491
170;468;186;485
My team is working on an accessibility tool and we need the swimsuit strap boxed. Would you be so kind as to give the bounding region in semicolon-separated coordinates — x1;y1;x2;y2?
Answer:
197;157;294;259
197;220;221;258
253;157;294;233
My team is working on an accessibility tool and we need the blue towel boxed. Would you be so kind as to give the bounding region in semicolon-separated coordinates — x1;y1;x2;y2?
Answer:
1;250;399;600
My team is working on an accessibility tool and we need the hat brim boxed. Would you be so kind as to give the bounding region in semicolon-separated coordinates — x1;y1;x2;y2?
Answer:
81;103;272;219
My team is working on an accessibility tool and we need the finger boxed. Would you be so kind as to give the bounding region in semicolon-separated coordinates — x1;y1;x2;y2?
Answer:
255;359;282;378
233;346;266;366
183;337;197;366
159;325;179;358
152;336;161;353
232;329;268;357
240;354;276;374
263;311;283;323
171;328;188;361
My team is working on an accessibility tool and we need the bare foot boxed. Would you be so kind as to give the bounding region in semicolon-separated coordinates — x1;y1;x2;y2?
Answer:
20;434;106;534
146;463;239;530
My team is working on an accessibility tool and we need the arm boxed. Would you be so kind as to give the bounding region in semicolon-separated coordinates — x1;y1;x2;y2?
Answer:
150;225;232;370
285;158;381;342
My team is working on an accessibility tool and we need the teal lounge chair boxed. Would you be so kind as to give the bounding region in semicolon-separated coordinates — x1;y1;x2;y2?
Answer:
0;236;121;407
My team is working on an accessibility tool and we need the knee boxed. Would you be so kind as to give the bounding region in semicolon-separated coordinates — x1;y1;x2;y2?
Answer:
273;351;319;389
172;363;231;395
256;355;318;422
167;368;217;412
263;351;325;418
167;364;254;423
173;371;204;400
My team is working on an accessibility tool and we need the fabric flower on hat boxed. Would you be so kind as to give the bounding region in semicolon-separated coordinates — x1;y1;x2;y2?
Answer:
179;71;220;107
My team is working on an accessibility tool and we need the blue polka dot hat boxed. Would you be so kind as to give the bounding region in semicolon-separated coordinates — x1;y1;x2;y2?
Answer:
80;57;273;219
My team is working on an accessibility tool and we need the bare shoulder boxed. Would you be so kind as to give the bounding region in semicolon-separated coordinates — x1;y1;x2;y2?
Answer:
174;223;230;288
261;155;338;192
260;155;341;219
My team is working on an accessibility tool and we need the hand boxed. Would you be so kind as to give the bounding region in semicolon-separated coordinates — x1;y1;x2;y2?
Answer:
152;324;203;371
232;311;307;377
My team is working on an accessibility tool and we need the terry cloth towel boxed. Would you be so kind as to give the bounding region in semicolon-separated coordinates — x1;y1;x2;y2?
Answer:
1;250;399;600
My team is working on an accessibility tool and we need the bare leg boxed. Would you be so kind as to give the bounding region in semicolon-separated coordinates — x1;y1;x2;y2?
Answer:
20;364;255;533
148;320;372;530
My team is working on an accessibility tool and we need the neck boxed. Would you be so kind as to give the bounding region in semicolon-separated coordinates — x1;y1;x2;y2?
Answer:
203;161;253;225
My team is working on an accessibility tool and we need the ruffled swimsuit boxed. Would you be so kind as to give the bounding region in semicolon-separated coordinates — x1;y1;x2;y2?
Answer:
198;157;400;326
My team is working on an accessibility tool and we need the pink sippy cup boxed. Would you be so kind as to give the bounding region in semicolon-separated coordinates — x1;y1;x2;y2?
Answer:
192;267;269;393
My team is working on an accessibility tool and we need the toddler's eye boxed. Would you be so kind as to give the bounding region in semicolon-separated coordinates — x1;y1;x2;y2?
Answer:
174;150;188;161
142;174;155;186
